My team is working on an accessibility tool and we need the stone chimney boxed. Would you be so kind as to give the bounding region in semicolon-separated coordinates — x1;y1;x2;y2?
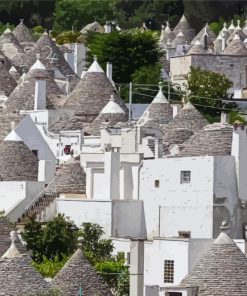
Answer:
34;76;46;110
104;21;112;33
104;145;120;200
106;61;113;82
130;239;144;296
231;124;247;200
220;112;229;124
172;104;182;118
64;46;75;73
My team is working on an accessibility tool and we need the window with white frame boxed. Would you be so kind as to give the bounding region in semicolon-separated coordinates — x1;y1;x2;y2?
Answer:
180;171;191;184
164;260;174;283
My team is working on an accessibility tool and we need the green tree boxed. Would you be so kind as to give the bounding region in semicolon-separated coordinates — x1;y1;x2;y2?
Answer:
87;30;161;83
22;214;78;262
53;0;117;32
79;222;113;265
186;67;235;121
21;215;44;262
42;214;78;260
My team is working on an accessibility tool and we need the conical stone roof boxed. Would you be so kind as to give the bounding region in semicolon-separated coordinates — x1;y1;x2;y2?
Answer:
0;233;51;296
13;32;76;77
191;24;216;47
174;14;191;32
188;40;208;54
64;57;128;121
0;140;39;181
224;34;247;55
163;102;208;132
180;226;247;295
179;122;233;156
137;84;173;128
85;96;128;135
0;29;23;51
45;161;86;194
0;62;17;96
12;19;34;43
0;114;23;141
161;102;208;154
172;31;186;47
52;248;112;296
6;58;64;113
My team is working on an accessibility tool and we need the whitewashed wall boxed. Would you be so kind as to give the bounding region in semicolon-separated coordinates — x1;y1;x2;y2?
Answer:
56;199;112;235
139;156;214;239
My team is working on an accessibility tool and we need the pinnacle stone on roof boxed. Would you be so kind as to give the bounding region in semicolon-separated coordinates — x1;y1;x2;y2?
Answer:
0;140;39;181
0;217;26;257
180;221;247;295
85;95;128;135
87;55;104;73
101;95;125;114
2;231;23;259
30;54;46;70
52;248;112;296
13;19;34;43
228;19;236;31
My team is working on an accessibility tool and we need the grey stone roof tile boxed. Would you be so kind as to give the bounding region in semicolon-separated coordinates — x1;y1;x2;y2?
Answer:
180;231;247;295
0;256;51;295
179;123;233;156
0;140;39;181
45;161;86;194
12;19;34;43
52;248;113;296
0;62;17;96
6;67;65;112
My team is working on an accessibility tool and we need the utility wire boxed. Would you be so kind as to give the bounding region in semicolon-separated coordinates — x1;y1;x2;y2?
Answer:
132;92;247;115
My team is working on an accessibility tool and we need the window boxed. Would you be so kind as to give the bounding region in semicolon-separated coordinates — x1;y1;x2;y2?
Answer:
164;260;174;283
32;150;38;157
127;252;130;265
167;293;182;296
180;171;191;184
155;180;160;188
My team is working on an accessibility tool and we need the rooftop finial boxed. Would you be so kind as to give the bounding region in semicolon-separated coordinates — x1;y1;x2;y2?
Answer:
220;220;230;233
36;53;40;60
110;94;114;101
94;55;97;61
20;19;24;24
158;81;163;91
2;231;23;259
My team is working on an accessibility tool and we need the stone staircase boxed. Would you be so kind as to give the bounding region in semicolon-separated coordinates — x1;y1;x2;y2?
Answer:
17;190;58;226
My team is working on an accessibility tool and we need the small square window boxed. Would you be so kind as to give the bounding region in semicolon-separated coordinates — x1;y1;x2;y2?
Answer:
155;180;160;188
164;260;174;283
180;171;191;184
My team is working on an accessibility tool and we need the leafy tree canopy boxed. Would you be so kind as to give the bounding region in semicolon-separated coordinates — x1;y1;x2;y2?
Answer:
21;214;78;262
186;67;235;122
87;30;161;83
